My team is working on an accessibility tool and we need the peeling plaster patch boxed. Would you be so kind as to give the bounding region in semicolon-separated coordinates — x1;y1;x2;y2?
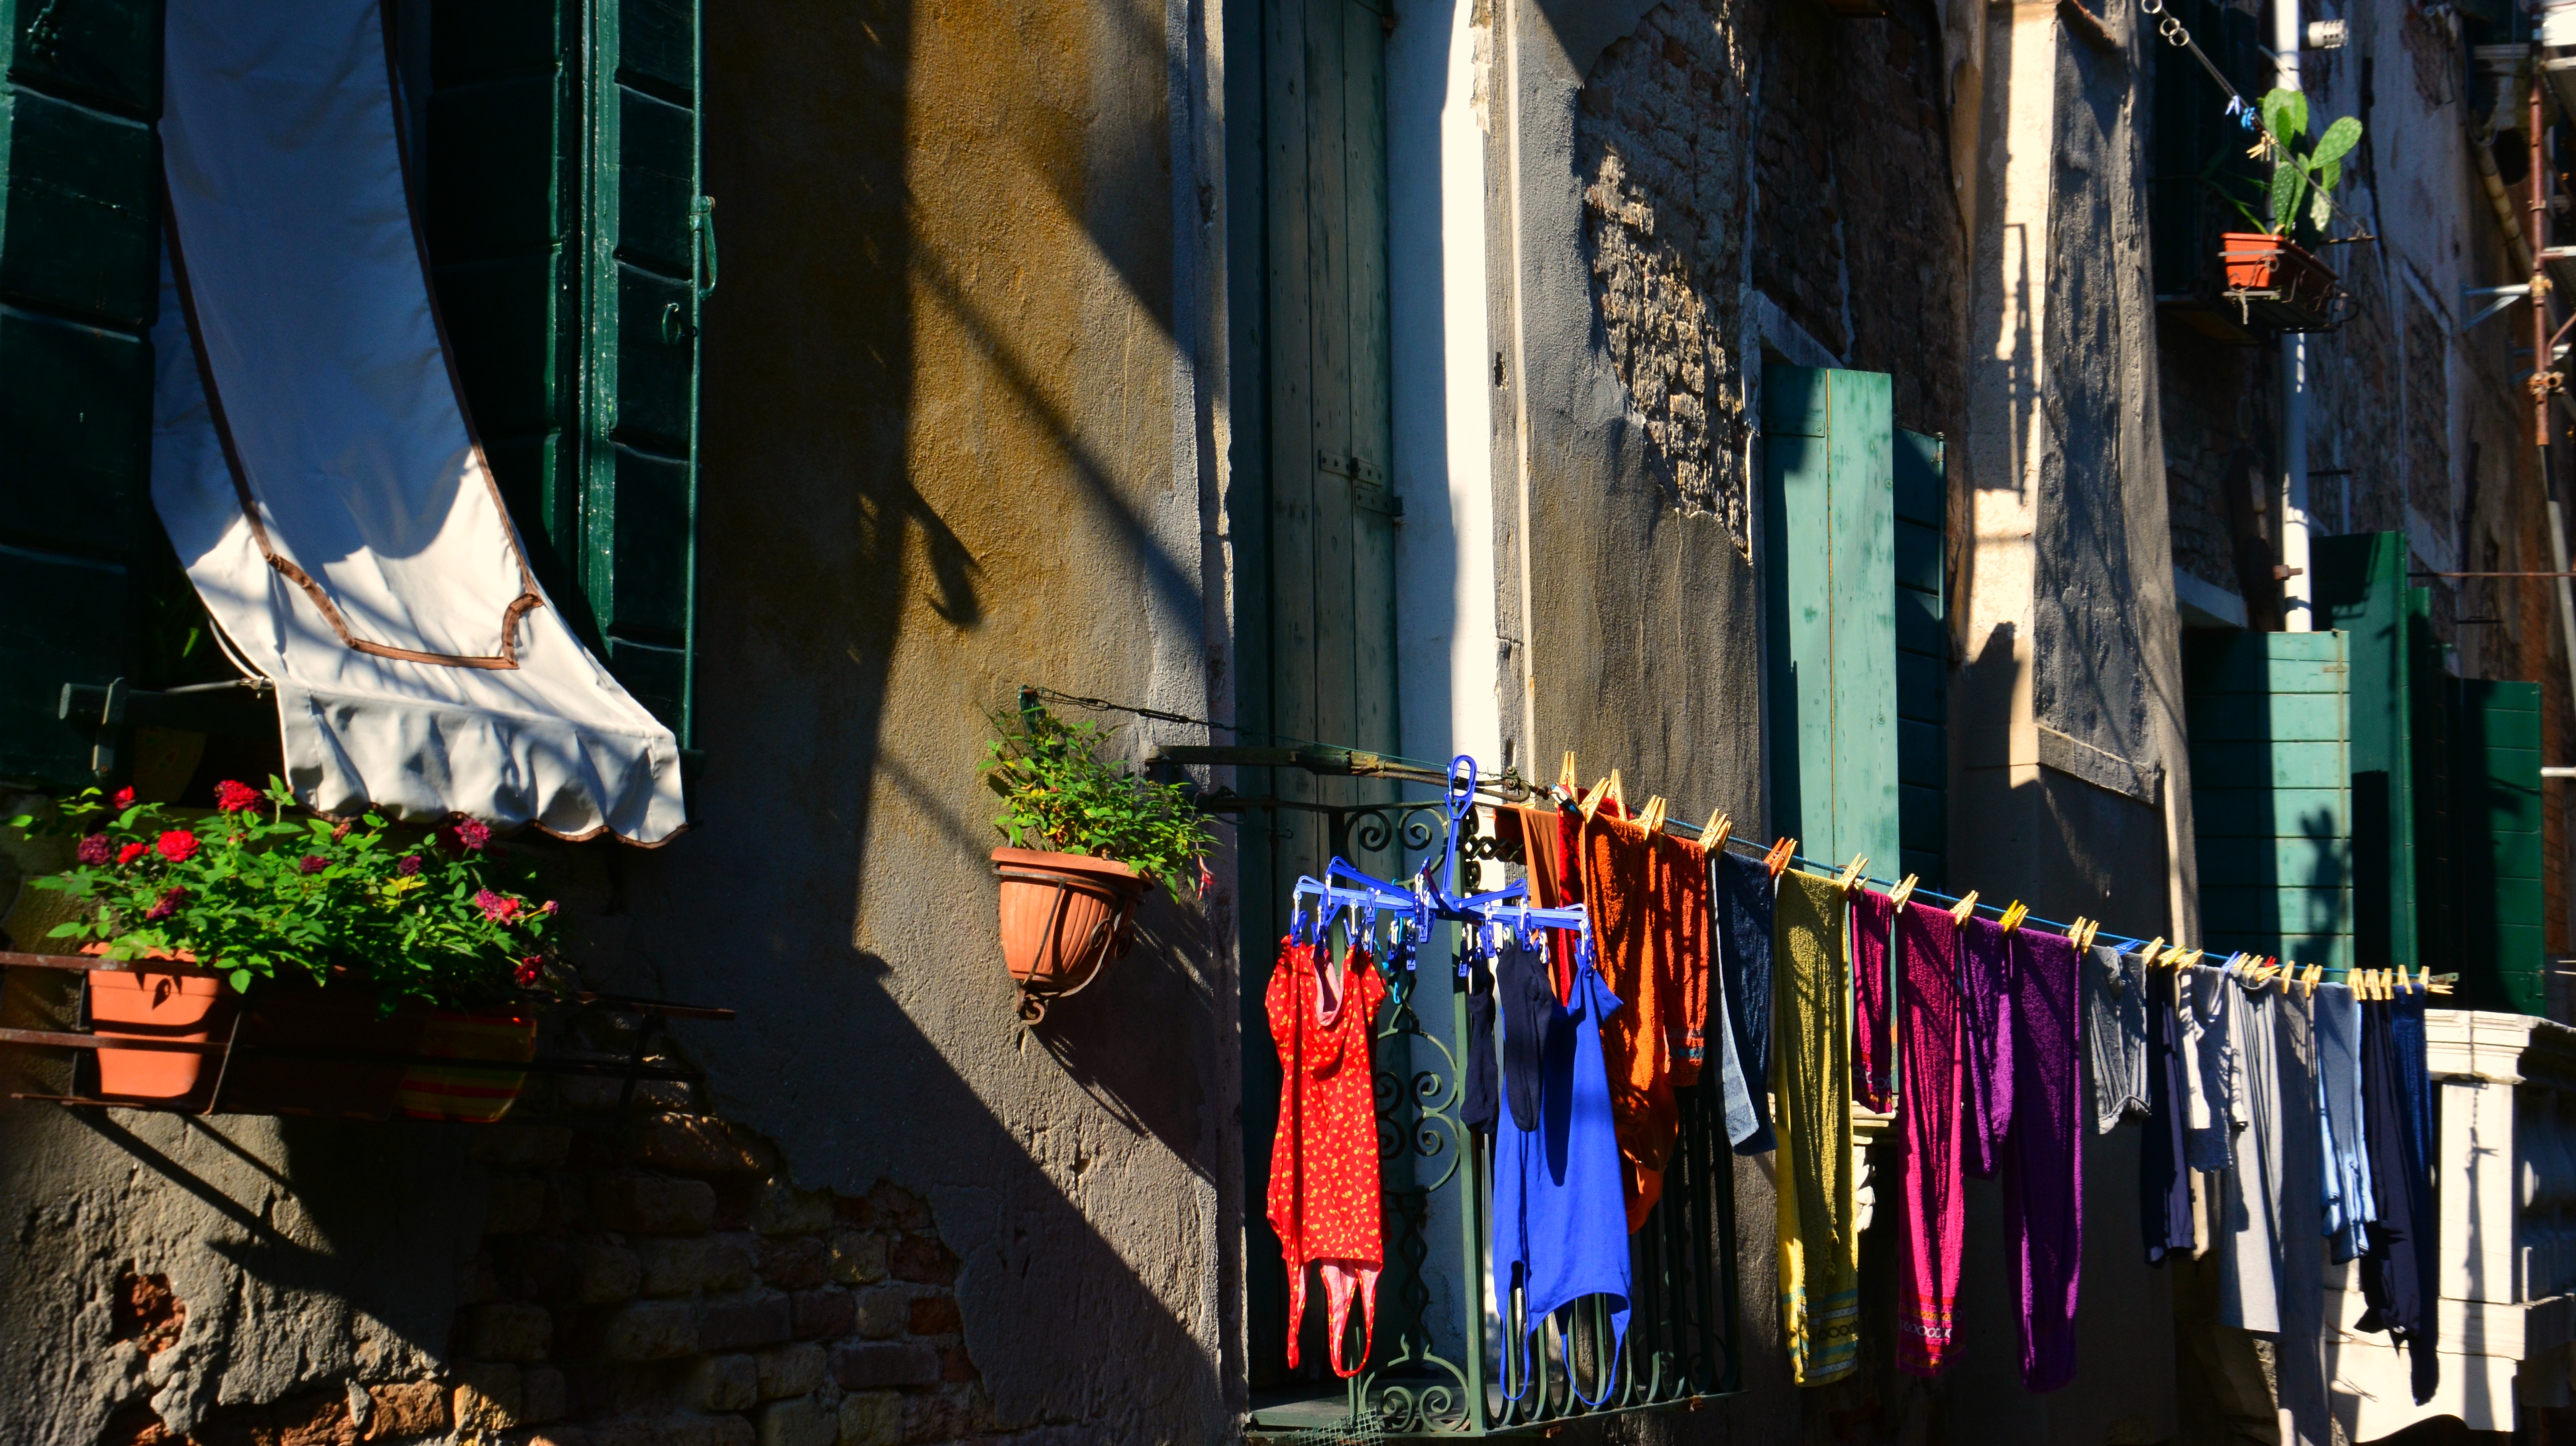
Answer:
1576;2;1754;551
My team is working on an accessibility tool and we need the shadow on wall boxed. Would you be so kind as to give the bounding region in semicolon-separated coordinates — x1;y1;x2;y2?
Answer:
618;0;1231;1437
0;1106;485;1446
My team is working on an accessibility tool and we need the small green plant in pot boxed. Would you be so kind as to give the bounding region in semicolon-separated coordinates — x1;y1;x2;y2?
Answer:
2218;87;2363;327
982;700;1214;1020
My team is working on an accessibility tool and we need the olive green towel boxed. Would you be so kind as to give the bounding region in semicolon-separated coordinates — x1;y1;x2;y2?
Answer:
1774;869;1858;1386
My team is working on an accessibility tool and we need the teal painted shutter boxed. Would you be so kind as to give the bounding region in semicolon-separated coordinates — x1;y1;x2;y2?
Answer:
2185;631;2353;970
2313;532;2417;972
578;0;702;742
428;0;703;745
0;0;162;783
2453;679;2544;1013
1762;365;1896;869
1893;429;1945;888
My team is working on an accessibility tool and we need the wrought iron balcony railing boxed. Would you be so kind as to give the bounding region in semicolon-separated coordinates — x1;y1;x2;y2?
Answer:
1222;793;1742;1440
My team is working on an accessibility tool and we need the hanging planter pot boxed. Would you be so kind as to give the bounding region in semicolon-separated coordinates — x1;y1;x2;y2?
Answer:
992;847;1146;1022
398;1008;539;1123
2220;232;2347;331
87;967;234;1102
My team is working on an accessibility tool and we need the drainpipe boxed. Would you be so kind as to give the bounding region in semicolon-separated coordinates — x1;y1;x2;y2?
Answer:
2275;0;2312;631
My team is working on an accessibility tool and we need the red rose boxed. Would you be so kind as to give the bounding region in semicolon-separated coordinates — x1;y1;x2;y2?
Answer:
475;888;521;922
442;818;493;853
109;787;136;809
116;842;146;865
76;834;113;867
143;885;186;920
156;830;200;863
513;956;544;987
298;855;329;875
396;854;423;877
213;779;260;813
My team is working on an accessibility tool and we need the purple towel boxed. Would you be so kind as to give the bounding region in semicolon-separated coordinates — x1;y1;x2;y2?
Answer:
2005;927;2084;1392
1959;917;2016;1176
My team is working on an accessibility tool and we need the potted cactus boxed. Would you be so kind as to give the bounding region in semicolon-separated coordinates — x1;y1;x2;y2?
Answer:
982;699;1213;1021
2218;87;2363;331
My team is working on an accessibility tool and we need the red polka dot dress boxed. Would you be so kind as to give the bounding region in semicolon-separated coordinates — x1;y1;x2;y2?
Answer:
1264;935;1389;1376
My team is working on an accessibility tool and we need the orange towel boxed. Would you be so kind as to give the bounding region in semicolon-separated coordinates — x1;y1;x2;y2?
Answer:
1580;811;1678;1229
1652;832;1712;1090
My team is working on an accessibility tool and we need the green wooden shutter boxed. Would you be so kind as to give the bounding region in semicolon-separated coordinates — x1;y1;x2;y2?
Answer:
2185;631;2353;970
1762;365;1896;870
2453;679;2544;1013
428;0;704;745
2314;532;2418;973
577;0;702;742
1894;428;1945;888
0;0;162;784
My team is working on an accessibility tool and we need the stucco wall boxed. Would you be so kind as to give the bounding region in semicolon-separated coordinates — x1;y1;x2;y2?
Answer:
0;1;1237;1443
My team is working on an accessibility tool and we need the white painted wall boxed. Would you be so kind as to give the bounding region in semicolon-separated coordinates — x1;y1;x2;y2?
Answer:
1389;0;1502;801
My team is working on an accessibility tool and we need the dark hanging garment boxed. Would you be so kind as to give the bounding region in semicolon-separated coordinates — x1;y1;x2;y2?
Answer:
1958;916;2017;1177
1711;850;1777;1154
2357;993;2438;1404
1463;948;1499;1135
2139;984;2196;1264
2004;928;2084;1392
1496;935;1574;1133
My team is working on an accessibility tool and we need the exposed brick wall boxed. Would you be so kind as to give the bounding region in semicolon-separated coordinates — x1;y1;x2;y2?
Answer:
1578;1;1755;547
1743;0;1967;437
101;1069;989;1446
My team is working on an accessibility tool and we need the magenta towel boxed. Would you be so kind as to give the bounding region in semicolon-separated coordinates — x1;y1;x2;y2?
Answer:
1895;901;1964;1376
2006;928;2084;1392
1850;889;1896;1112
1959;916;2015;1176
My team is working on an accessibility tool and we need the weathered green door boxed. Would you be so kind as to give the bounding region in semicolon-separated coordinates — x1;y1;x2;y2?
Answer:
1233;0;1399;1387
0;0;164;783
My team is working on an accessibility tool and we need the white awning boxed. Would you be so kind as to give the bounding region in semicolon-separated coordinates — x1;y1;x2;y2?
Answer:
148;0;686;844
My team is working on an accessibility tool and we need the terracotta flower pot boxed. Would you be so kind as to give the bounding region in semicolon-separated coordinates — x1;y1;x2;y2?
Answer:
398;1009;539;1123
87;969;233;1101
2218;232;2343;330
993;847;1146;1021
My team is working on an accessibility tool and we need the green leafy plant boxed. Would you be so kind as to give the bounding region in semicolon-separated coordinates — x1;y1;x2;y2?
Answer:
2222;87;2363;239
10;779;557;1007
983;703;1214;895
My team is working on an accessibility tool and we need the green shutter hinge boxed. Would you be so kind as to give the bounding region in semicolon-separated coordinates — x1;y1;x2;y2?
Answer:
690;196;720;302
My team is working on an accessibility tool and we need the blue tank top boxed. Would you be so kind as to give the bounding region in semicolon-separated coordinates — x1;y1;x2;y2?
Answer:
1490;945;1631;1398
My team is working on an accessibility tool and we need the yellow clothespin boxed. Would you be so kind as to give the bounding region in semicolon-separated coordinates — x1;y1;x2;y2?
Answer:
2068;915;2088;942
1949;890;1980;927
2139;936;2166;969
1889;873;1921;910
1702;812;1732;852
1639;796;1668;834
2302;964;2321;998
1835;854;1870;893
1580;776;1612;822
2277;957;2296;994
2418;966;2432;994
1998;901;2029;933
1764;837;1797;877
2082;920;2104;950
1559;750;1578;795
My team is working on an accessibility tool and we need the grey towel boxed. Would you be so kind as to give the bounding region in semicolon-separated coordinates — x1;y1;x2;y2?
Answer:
2086;943;2150;1133
2216;980;2283;1333
2315;983;2374;1262
2273;995;2331;1446
2182;964;2239;1171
